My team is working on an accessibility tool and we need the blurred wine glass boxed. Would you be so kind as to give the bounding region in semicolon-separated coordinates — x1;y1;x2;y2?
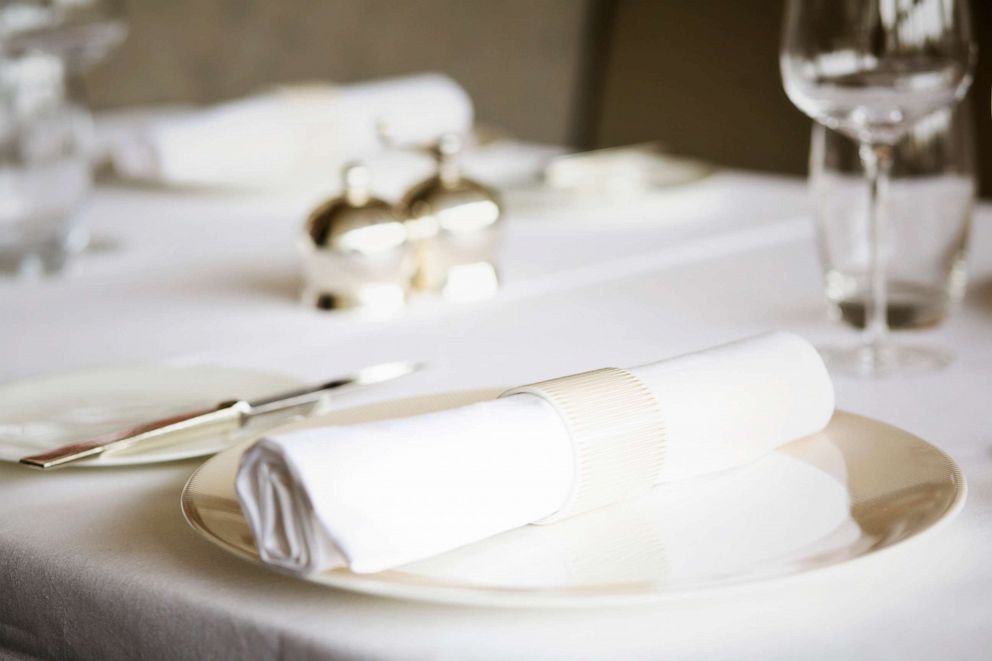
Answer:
780;0;975;376
0;0;127;70
0;1;126;276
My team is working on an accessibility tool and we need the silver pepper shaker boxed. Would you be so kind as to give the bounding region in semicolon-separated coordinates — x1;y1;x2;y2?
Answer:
299;163;414;314
398;133;503;302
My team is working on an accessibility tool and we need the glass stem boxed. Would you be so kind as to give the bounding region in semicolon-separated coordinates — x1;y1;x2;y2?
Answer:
858;142;894;373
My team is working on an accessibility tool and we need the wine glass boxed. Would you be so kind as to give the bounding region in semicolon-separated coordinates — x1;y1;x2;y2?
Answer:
0;0;127;103
0;1;127;67
780;0;975;376
0;1;126;276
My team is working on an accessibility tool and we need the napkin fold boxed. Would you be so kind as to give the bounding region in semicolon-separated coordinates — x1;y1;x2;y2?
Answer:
99;73;473;187
236;332;834;574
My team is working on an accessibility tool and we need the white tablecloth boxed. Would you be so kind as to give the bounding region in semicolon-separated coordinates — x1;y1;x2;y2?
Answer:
1;151;990;660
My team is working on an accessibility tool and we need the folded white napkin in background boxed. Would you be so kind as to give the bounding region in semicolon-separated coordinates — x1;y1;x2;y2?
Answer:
97;73;473;187
236;331;834;574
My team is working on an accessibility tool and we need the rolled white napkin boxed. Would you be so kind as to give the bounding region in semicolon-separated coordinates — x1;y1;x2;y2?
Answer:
236;332;834;574
99;73;473;187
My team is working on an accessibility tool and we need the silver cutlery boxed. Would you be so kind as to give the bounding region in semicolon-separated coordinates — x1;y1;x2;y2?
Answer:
20;361;421;470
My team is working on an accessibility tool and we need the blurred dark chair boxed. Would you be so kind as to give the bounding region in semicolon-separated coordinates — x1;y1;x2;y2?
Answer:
588;0;990;197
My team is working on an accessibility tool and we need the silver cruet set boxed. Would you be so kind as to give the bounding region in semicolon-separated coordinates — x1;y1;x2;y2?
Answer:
298;133;503;315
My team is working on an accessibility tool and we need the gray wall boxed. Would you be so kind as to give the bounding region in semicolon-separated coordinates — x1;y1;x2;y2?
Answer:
85;0;593;145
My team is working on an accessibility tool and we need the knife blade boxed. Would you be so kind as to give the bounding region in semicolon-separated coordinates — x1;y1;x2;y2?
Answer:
19;361;421;470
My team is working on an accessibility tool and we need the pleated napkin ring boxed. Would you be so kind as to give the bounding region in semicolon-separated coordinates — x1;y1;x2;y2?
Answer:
500;367;666;524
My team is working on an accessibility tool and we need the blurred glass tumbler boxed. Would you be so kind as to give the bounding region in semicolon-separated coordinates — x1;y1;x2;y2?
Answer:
0;53;92;276
810;108;975;330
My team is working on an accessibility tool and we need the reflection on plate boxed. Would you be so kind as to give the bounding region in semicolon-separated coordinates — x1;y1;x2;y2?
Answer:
0;365;303;467
182;389;965;607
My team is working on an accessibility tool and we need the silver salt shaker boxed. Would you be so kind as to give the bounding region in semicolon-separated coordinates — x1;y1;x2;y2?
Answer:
299;163;414;314
398;133;503;302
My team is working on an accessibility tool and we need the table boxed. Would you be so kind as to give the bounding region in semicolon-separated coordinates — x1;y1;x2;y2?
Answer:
1;154;990;660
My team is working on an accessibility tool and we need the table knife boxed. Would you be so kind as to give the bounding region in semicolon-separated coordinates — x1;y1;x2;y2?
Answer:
19;361;421;470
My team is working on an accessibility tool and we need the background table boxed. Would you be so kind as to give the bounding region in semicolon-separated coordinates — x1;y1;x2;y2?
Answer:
1;154;990;660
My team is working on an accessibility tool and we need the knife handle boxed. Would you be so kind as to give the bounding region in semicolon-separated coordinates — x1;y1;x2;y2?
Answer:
20;401;249;470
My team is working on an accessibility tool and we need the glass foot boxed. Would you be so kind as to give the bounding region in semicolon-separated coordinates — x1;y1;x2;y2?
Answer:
818;343;952;377
0;227;88;279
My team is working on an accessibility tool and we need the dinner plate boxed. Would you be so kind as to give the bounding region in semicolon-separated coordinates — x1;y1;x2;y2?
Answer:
0;365;303;467
181;389;966;607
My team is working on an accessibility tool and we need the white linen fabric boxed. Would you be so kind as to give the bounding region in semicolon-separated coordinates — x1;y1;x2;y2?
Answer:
634;331;835;482
237;395;573;574
1;170;990;661
236;331;834;574
100;73;473;187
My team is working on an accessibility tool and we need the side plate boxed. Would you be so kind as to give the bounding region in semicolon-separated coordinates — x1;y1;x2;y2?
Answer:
0;365;303;467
